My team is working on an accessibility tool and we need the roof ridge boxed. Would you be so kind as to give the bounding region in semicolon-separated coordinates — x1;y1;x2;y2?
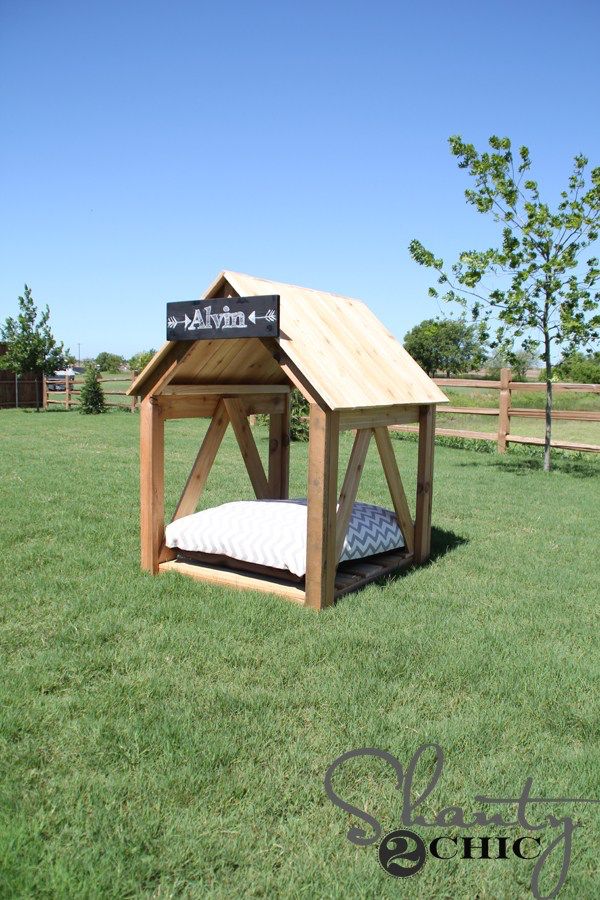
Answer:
223;270;365;305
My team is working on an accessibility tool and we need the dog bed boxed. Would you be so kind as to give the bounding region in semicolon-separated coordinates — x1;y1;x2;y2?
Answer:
165;499;404;578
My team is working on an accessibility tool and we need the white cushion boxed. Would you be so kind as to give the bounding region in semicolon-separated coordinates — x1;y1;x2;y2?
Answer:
165;499;404;577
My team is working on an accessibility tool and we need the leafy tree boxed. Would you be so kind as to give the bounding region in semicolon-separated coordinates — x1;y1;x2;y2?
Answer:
486;348;535;382
0;285;68;377
554;350;600;384
403;317;485;376
79;365;106;414
409;135;600;471
95;351;125;373
128;349;156;372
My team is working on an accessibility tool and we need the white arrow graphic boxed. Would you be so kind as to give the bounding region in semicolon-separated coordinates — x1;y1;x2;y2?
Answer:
248;309;276;324
168;314;192;329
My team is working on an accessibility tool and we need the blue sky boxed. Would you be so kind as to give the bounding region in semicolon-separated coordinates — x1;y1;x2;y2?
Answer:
1;0;599;360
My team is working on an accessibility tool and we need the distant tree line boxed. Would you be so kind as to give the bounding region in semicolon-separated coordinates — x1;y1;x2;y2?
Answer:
92;349;156;373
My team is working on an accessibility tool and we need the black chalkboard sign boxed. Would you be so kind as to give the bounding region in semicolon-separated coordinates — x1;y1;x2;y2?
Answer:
166;295;280;341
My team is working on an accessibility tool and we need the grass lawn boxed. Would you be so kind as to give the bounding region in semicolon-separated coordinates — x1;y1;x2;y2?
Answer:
1;409;599;898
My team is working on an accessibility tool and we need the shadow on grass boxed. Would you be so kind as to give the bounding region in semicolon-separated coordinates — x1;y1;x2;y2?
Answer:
367;526;468;594
429;525;469;561
457;454;600;478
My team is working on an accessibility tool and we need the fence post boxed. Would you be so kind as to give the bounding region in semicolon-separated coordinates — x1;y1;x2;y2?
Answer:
42;375;48;410
65;374;71;410
130;371;138;411
497;368;511;453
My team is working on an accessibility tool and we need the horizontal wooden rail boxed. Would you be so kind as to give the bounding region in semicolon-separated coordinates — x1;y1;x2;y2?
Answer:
392;425;497;442
442;406;499;416
391;424;600;453
507;434;600;452
434;378;501;388
434;376;600;394
510;382;600;394
439;406;600;423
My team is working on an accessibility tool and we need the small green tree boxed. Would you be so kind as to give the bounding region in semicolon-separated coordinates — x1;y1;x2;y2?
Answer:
95;351;125;373
410;136;600;471
403;317;485;376
79;365;107;414
289;389;309;441
128;349;156;372
486;348;535;382
0;286;68;407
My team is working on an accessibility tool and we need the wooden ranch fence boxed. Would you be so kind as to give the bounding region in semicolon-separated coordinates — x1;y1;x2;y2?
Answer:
391;368;600;454
43;371;139;411
41;366;600;454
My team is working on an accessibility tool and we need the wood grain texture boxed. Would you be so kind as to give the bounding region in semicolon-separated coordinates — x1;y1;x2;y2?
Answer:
497;367;511;453
158;394;285;420
305;405;339;609
161;383;291;396
159;559;306;604
373;427;414;555
140;396;165;574
268;392;290;499
414;405;436;564
172;399;229;521
224;271;448;410
335;429;371;560
339;405;419;430
224;398;270;499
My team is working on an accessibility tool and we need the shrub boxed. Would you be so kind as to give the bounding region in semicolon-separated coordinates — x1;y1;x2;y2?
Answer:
79;366;107;414
554;352;600;384
289;389;309;441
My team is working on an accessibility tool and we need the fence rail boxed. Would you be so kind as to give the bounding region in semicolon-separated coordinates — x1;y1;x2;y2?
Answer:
391;369;600;454
43;372;138;411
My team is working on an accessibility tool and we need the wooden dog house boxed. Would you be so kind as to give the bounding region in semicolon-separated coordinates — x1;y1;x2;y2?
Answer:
128;271;447;609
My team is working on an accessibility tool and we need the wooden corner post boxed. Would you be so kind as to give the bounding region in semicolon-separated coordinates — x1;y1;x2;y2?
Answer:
305;404;339;610
414;404;436;565
140;395;165;574
497;367;511;453
268;391;290;499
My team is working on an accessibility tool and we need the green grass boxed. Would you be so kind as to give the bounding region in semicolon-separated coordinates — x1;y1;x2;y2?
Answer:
1;409;599;898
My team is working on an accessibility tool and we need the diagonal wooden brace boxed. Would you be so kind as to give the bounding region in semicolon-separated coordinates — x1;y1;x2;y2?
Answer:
373;426;414;555
335;428;372;561
224;397;270;499
172;398;230;521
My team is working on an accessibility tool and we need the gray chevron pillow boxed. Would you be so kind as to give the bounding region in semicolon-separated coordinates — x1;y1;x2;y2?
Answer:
165;499;404;577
